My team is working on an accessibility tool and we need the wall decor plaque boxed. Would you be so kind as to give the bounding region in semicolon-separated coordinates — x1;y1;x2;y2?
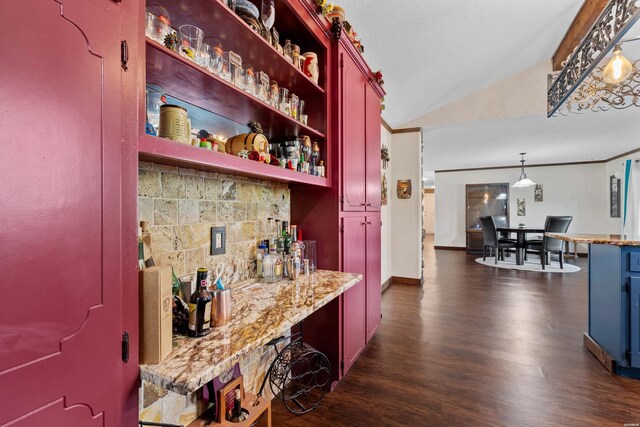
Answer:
397;180;412;199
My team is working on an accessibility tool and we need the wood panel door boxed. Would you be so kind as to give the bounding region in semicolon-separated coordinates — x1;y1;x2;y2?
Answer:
365;214;382;342
340;47;366;211
342;216;367;375
365;83;382;211
0;1;133;425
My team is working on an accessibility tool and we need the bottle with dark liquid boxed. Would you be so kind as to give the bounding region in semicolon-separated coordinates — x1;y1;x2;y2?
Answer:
188;268;212;337
282;221;292;255
230;388;245;422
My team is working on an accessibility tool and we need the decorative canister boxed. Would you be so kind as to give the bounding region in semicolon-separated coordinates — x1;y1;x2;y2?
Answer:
302;52;319;84
159;104;191;144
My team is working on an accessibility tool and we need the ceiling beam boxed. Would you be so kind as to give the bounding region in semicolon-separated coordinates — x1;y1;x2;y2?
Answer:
552;0;609;71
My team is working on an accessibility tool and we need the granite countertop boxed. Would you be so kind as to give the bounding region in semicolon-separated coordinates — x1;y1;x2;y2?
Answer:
140;270;362;395
546;233;640;246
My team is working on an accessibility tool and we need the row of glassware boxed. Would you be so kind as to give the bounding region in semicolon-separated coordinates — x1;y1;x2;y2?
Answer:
146;7;309;125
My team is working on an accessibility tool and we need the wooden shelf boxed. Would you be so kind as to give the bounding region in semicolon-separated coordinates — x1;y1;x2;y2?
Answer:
146;39;325;140
139;134;329;187
158;0;325;97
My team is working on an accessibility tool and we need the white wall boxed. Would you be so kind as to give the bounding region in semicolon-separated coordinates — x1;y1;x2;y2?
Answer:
380;125;392;284
390;131;422;280
434;162;617;250
423;191;435;234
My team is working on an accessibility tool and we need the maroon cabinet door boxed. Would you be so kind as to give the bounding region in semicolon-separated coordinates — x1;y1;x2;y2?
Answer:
340;47;367;211
365;214;382;342
342;216;367;374
0;1;134;425
365;84;382;211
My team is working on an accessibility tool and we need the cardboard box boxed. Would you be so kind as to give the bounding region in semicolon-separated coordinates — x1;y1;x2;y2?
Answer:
140;266;173;364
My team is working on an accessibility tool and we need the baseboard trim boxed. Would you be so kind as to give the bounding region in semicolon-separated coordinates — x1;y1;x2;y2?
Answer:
381;277;393;293
583;333;615;373
391;276;421;286
434;246;466;251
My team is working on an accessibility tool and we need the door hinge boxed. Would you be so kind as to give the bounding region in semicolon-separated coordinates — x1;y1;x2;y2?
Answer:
625;350;631;362
122;331;130;363
121;40;129;71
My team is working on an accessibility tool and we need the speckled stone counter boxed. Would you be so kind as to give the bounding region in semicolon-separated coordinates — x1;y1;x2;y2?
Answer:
140;270;362;395
545;233;640;246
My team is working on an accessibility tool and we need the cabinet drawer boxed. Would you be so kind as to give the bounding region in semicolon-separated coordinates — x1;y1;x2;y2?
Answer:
630;252;640;272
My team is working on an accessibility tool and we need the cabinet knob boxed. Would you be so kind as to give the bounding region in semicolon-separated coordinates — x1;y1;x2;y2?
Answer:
366;202;372;207
366;221;372;225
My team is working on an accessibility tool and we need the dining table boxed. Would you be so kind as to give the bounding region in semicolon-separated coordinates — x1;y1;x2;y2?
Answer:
496;227;546;265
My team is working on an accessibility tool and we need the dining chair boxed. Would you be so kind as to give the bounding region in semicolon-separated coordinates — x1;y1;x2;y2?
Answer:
525;216;573;269
479;216;517;264
492;215;516;257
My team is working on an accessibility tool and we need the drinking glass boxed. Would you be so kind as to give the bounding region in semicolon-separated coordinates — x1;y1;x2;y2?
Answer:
205;38;224;75
178;24;204;62
198;42;212;69
146;5;171;43
269;80;279;107
145;83;165;132
303;240;317;271
221;57;231;82
261;0;275;31
279;87;289;114
244;64;256;95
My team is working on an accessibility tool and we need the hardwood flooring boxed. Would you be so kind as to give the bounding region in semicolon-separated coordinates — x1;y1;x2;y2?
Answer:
272;237;640;426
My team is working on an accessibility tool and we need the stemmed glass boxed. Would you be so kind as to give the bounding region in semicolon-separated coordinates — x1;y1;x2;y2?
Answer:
261;0;275;32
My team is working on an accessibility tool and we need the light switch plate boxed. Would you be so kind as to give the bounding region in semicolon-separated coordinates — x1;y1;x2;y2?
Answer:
211;226;226;255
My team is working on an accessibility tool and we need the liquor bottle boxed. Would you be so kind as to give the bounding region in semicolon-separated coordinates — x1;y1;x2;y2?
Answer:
187;268;212;337
230;388;245;422
257;244;267;277
283;221;292;254
137;227;145;270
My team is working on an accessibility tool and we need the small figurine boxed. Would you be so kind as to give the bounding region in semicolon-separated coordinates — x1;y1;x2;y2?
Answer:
238;150;250;159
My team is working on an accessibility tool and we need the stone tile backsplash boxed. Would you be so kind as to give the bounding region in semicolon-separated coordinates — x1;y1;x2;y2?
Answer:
138;161;290;279
138;161;290;424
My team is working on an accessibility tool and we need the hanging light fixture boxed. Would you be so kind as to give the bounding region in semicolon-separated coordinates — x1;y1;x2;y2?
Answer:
603;44;633;84
512;153;536;188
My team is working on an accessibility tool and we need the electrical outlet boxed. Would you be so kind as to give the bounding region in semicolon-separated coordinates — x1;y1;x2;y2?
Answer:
210;226;226;255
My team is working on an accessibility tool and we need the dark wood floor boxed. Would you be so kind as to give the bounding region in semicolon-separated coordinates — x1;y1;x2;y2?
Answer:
272;238;640;426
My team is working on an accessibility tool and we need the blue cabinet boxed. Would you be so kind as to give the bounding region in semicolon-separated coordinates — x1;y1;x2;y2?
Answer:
589;244;640;376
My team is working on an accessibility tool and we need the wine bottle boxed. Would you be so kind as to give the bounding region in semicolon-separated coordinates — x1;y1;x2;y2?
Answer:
137;227;145;270
283;221;292;255
230;388;244;422
187;268;212;337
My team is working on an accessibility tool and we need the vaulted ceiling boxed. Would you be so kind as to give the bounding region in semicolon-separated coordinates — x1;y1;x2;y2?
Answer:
338;0;583;127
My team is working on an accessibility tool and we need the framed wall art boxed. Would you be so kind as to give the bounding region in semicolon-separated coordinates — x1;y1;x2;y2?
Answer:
610;175;621;218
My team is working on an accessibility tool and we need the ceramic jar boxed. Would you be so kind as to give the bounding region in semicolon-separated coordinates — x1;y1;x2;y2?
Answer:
302;52;319;84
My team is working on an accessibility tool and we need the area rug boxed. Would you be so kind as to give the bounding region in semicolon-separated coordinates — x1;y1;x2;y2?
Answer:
475;256;581;273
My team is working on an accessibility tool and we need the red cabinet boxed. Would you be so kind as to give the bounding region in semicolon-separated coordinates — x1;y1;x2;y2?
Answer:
365;85;382;211
339;45;382;212
340;46;367;211
0;0;138;425
365;214;382;341
342;217;367;374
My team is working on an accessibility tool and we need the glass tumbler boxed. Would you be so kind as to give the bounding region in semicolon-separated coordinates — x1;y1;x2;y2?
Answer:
146;5;171;43
303;240;317;272
145;83;165;132
178;24;204;62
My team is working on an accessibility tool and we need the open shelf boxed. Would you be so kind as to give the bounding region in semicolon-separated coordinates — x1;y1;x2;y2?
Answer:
146;39;325;140
139;134;329;187
158;0;326;96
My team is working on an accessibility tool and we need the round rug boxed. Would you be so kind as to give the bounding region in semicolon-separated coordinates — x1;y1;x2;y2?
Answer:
475;256;581;273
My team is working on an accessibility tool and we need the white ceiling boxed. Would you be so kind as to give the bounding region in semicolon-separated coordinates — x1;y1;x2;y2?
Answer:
424;108;640;171
338;0;583;127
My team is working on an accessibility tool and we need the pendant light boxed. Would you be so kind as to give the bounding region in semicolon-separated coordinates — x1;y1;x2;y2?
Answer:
603;44;633;84
512;153;536;188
